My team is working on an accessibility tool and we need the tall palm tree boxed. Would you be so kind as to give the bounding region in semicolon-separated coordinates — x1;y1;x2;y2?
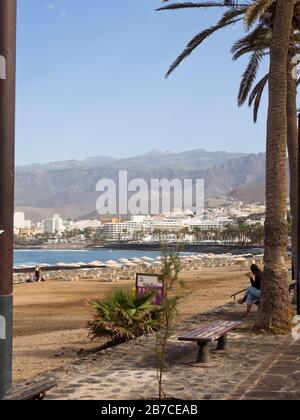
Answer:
255;0;295;332
232;5;299;277
225;0;299;300
158;3;299;272
158;0;296;330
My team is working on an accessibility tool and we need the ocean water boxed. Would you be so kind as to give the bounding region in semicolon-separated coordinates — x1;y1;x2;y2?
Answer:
13;249;179;268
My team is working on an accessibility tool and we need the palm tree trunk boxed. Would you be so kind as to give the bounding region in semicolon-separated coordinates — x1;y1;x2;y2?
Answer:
287;51;298;302
255;0;295;333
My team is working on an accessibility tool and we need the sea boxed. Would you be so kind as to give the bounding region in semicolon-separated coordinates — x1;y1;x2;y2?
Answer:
13;249;183;268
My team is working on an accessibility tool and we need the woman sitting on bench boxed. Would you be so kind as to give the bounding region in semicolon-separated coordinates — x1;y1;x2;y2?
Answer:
238;264;263;316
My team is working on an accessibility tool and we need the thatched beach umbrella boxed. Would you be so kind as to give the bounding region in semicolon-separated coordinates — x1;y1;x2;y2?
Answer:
75;262;87;267
124;261;136;267
131;258;142;263
89;261;104;267
106;260;119;267
142;256;154;261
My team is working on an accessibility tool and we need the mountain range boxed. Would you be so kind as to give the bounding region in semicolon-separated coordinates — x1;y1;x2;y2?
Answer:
15;149;266;221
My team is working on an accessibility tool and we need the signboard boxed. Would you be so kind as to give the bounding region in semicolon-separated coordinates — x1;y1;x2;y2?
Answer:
136;273;164;305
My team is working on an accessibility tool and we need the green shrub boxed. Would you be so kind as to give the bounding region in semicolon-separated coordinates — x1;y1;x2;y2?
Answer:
88;288;160;344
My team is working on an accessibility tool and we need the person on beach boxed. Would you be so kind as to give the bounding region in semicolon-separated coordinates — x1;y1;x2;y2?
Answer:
34;266;41;282
238;264;263;316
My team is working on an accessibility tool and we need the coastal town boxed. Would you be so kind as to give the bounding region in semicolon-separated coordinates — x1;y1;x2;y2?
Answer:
14;199;266;248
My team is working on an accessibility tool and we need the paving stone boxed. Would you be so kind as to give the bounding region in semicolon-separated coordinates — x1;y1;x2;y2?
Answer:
291;372;300;381
268;366;297;376
227;339;300;400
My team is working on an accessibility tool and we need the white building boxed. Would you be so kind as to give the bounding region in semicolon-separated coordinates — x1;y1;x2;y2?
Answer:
14;212;25;229
189;219;234;231
43;214;64;234
102;221;143;240
24;220;32;229
53;214;63;233
143;218;190;233
99;212;236;241
63;220;75;231
43;218;55;234
131;215;147;223
14;212;32;232
73;220;102;230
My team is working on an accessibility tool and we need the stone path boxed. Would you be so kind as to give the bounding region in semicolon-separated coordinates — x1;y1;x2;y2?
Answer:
228;337;300;400
36;303;294;400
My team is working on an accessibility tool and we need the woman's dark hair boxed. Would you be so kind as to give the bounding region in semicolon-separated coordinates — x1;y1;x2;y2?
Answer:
250;264;262;275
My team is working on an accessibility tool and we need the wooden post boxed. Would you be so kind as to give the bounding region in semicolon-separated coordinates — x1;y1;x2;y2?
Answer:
0;0;17;400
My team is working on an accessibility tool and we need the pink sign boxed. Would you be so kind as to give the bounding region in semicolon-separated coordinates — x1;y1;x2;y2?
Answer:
136;274;164;305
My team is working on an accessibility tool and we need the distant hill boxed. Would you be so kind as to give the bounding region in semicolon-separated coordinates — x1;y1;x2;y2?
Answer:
15;149;265;221
16;155;117;172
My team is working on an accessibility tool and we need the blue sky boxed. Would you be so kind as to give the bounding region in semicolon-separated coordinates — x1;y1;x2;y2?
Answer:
16;0;268;165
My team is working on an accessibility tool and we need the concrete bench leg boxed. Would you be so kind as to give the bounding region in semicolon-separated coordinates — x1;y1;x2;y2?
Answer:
217;334;229;351
197;342;209;363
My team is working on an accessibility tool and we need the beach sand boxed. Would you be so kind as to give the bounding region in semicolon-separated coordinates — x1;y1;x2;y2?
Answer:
13;265;250;383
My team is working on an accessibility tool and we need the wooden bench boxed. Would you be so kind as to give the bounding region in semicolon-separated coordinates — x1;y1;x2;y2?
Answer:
178;320;241;363
4;378;57;400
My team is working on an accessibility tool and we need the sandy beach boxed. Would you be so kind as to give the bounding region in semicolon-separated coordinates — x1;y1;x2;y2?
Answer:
13;264;251;384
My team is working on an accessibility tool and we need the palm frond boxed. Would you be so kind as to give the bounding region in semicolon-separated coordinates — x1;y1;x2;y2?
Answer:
157;1;232;11
88;288;159;342
232;24;271;60
244;0;273;29
165;7;246;77
238;49;265;106
248;73;269;122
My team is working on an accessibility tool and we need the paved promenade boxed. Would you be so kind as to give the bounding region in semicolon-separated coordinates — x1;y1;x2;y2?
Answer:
41;303;294;400
228;337;300;400
11;303;299;400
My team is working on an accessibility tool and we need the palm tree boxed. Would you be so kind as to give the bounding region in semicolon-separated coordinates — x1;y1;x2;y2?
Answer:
192;227;204;241
232;3;299;275
158;1;299;273
255;0;295;332
159;0;295;331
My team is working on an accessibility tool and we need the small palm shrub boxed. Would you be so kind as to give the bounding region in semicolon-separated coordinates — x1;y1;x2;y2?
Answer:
88;288;160;344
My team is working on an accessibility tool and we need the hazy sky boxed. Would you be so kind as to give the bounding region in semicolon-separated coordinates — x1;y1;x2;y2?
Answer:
16;0;269;165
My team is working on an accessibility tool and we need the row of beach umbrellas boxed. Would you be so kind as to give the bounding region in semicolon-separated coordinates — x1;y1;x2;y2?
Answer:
15;252;263;270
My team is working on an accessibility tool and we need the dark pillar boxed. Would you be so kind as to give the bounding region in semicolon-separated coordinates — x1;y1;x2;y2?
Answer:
0;0;17;400
197;342;209;363
217;334;229;351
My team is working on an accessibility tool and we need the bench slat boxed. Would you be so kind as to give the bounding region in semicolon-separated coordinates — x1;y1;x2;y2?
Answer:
183;320;225;339
181;321;234;339
179;321;241;343
198;322;235;340
4;378;57;401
